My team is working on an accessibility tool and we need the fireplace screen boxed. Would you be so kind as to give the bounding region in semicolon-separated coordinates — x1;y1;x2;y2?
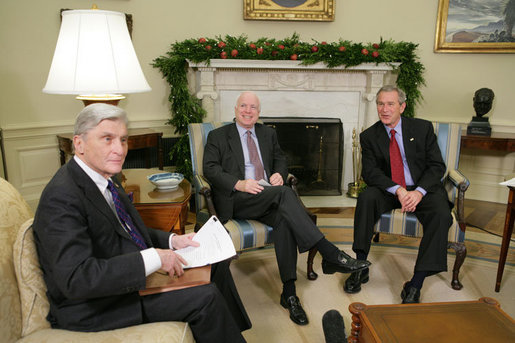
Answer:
261;117;343;196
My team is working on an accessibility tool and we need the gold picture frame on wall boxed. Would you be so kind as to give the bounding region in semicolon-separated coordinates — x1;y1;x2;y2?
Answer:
434;0;515;53
244;0;334;22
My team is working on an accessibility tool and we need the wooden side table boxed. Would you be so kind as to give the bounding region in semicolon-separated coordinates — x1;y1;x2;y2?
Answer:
348;297;515;343
497;183;514;292
57;128;164;170
121;168;191;235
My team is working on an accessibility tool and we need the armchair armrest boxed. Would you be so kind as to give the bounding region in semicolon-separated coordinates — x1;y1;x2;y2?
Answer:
444;169;470;232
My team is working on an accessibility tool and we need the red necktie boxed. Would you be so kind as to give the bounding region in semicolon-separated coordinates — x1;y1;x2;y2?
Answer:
247;131;264;181
389;129;406;188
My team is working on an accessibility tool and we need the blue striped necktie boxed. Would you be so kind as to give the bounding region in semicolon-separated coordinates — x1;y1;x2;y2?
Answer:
107;180;148;249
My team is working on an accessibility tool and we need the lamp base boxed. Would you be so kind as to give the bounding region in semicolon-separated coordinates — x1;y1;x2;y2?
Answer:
76;94;125;106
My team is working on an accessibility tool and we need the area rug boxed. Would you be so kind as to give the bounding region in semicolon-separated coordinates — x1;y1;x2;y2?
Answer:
232;244;515;343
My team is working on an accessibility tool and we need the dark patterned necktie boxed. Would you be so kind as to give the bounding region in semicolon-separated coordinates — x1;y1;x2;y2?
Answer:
389;129;406;188
247;131;265;181
107;180;147;249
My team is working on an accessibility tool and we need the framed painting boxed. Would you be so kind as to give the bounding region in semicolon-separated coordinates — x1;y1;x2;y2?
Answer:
244;0;334;22
435;0;515;53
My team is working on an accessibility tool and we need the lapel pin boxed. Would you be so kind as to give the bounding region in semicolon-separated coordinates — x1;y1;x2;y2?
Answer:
410;138;414;141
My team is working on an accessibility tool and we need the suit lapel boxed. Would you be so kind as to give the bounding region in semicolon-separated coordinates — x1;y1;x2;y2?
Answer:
67;159;144;246
254;124;270;173
401;118;417;169
227;124;245;177
375;123;390;165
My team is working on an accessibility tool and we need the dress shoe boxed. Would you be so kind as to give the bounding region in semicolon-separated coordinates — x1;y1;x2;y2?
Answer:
401;282;421;304
322;251;371;274
280;294;309;325
343;268;369;294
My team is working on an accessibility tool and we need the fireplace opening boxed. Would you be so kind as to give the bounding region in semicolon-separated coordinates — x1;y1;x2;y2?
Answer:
261;117;343;196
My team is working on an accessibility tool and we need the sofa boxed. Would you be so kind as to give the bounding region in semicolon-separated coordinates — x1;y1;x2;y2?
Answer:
0;177;194;343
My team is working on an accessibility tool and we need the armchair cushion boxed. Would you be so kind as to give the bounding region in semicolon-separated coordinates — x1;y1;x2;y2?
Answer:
13;218;50;337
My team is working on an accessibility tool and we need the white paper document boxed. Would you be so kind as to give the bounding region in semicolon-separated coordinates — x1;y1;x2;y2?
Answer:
258;179;271;186
175;216;236;268
500;178;515;187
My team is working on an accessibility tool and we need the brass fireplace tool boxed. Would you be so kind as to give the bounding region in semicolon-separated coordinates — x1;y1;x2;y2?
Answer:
347;128;362;198
311;135;326;188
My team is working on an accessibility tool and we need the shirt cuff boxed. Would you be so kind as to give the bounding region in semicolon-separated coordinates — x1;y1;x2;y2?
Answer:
140;248;161;276
168;233;176;249
415;186;427;196
387;185;400;195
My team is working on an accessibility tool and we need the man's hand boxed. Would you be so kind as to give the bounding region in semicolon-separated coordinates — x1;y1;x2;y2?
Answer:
155;249;188;277
396;187;423;212
171;232;199;250
269;172;284;186
235;179;264;194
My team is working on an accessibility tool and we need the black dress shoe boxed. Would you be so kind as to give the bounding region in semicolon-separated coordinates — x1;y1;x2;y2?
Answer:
322;251;371;274
343;268;369;294
280;294;309;326
401;282;421;304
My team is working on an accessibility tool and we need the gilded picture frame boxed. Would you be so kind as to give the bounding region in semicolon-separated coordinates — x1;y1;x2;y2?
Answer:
434;0;515;53
244;0;334;22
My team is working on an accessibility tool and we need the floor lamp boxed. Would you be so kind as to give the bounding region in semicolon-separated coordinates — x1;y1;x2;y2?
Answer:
42;8;151;105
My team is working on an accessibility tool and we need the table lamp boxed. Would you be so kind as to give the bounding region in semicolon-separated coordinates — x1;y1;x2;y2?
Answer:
42;7;151;106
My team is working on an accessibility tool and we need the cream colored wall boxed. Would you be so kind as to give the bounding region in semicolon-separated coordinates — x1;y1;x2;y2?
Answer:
1;0;514;204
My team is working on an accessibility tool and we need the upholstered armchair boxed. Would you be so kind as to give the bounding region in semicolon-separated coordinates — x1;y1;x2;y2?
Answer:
0;177;194;343
188;122;319;280
373;122;470;290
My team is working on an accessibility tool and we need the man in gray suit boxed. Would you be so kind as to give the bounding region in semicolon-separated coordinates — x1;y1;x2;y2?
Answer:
203;91;369;326
33;103;250;342
345;85;453;304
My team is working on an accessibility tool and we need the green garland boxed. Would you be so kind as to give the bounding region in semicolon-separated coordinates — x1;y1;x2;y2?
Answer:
153;33;425;179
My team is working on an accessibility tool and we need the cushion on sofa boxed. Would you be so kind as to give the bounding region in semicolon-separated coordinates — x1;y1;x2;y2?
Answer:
13;218;51;337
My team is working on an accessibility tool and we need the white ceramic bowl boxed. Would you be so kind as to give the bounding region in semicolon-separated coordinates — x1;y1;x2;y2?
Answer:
147;172;184;190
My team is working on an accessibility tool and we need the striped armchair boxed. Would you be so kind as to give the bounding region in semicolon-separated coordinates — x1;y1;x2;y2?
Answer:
373;122;470;290
188;122;319;280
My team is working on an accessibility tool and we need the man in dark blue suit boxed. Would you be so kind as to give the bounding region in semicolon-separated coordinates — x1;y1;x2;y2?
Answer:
345;85;453;303
203;91;370;326
33;103;250;342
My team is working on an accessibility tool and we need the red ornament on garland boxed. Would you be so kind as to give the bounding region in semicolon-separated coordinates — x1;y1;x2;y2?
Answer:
290;54;298;60
249;43;256;49
338;46;346;52
278;44;285;50
220;51;227;59
218;41;226;48
372;51;379;58
205;45;212;51
311;46;319;52
198;37;206;44
361;48;369;55
256;47;264;55
373;43;380;49
231;49;238;57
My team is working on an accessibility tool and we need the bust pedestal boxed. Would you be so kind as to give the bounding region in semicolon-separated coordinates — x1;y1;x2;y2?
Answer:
467;116;491;136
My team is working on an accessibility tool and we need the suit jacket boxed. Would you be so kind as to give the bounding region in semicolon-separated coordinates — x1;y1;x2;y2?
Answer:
203;123;288;221
33;158;171;331
360;117;447;195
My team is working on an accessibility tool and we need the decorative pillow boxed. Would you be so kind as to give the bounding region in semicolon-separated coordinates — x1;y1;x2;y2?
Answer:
13;218;51;337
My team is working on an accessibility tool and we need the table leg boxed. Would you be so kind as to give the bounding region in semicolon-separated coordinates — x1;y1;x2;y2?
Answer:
495;187;514;292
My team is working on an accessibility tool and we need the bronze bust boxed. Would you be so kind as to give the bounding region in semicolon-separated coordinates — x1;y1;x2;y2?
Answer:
468;88;494;136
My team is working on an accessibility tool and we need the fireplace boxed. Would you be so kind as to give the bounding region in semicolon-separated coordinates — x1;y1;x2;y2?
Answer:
187;59;398;192
261;117;343;196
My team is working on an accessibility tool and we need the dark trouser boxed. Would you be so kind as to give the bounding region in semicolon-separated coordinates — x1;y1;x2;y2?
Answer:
352;186;452;273
232;185;324;283
142;261;248;343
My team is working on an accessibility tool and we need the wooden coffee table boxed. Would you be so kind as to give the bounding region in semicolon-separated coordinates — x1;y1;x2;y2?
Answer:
348;297;515;343
121;168;191;235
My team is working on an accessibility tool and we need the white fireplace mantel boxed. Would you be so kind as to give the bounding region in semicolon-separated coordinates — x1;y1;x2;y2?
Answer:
187;59;399;191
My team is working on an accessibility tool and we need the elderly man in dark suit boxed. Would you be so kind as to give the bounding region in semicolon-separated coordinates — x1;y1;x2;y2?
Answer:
345;85;453;303
203;91;369;326
33;103;250;343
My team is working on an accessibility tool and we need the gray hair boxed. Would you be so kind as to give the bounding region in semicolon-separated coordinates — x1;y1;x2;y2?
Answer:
376;85;407;105
73;103;128;136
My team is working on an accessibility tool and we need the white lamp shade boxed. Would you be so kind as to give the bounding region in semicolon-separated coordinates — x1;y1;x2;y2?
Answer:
43;9;151;95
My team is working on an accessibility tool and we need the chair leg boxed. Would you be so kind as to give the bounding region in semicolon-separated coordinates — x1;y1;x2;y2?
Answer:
307;247;318;280
448;242;466;290
373;232;380;243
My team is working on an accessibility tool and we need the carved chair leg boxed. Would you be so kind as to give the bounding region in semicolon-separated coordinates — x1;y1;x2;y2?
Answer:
307;247;318;280
448;242;466;290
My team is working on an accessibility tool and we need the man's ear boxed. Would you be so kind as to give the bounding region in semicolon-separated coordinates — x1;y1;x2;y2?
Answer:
73;135;84;154
399;102;406;114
